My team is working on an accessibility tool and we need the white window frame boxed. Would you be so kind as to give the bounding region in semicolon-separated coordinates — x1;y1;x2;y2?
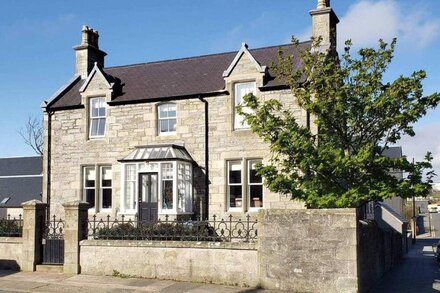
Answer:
89;97;106;138
158;103;177;135
248;159;264;211
234;82;256;130
83;166;96;212
122;164;137;214
227;160;244;212
99;166;112;211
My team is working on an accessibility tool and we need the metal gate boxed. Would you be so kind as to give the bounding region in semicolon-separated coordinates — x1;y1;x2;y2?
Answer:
41;215;65;264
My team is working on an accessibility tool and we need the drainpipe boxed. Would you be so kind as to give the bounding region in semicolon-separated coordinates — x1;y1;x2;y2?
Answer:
199;96;209;220
46;110;53;220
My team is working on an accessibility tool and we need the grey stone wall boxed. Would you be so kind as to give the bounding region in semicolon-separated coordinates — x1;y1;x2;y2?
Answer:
258;208;359;292
79;240;259;287
357;220;404;293
0;238;22;270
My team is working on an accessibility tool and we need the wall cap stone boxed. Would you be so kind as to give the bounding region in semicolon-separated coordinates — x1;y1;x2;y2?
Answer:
0;237;23;244
80;239;258;250
21;199;47;208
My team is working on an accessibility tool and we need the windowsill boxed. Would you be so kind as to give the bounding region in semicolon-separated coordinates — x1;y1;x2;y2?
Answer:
88;137;106;141
158;132;177;136
227;207;244;213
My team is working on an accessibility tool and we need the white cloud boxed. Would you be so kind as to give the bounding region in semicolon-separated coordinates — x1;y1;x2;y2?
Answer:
338;0;440;49
399;122;440;181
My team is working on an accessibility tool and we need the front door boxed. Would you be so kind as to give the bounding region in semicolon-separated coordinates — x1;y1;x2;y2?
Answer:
138;173;159;222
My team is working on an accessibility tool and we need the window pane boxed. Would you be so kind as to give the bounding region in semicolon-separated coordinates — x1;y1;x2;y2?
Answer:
160;120;168;133
97;118;106;136
91;99;99;117
169;119;176;132
90;119;99;137
102;189;112;209
85;189;95;206
167;104;176;118
150;175;158;203
162;163;173;179
98;103;106;116
229;186;242;208
101;167;112;187
162;180;173;209
249;161;262;183
124;181;135;210
250;185;263;208
229;162;241;184
159;105;166;118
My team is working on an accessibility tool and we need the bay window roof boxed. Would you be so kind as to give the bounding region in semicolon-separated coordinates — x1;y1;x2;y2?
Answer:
120;144;194;163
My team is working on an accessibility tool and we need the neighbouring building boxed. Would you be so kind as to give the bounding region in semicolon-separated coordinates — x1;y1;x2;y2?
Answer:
0;156;42;218
382;146;405;216
41;1;339;219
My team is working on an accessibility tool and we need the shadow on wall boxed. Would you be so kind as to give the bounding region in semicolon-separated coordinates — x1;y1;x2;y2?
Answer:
192;166;207;219
0;260;19;271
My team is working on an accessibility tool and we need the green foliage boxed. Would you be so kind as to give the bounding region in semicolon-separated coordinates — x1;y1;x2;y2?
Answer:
238;37;440;208
0;219;21;237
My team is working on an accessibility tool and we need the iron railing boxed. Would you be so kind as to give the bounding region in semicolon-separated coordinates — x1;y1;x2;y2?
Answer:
86;214;258;242
0;214;23;237
43;215;65;240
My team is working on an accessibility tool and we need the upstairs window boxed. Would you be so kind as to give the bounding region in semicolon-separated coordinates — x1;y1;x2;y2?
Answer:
158;103;177;134
234;82;256;129
89;97;106;138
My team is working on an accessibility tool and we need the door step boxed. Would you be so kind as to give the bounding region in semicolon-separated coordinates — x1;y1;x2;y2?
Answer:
35;264;63;273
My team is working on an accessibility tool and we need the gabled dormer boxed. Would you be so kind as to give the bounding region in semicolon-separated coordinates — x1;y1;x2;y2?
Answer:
223;43;267;130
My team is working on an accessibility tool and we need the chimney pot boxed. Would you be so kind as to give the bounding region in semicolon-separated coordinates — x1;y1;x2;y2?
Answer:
74;25;107;78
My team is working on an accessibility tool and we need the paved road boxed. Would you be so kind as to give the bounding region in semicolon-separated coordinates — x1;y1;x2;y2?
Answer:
370;235;440;293
0;271;277;293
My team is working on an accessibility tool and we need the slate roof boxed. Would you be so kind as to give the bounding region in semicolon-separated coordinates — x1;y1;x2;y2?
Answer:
0;156;42;208
0;156;42;176
47;41;312;110
382;146;402;159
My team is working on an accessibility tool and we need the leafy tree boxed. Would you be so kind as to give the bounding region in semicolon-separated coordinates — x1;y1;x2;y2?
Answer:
239;38;439;208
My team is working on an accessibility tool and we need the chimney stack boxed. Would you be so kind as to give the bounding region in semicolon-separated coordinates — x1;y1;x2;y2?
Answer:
310;0;339;52
73;25;107;78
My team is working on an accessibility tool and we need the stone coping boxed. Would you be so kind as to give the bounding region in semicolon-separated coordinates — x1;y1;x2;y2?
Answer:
0;237;23;243
80;239;258;250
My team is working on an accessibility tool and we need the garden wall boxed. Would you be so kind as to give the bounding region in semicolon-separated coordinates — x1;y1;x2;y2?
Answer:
0;237;22;270
79;240;259;287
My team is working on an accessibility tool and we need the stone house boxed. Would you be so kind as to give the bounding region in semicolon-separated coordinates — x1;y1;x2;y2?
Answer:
41;1;339;219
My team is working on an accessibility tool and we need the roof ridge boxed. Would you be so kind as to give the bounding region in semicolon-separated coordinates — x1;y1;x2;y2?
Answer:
105;40;312;70
0;155;42;160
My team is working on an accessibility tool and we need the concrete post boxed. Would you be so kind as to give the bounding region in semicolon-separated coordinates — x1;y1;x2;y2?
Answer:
63;200;89;274
21;200;47;272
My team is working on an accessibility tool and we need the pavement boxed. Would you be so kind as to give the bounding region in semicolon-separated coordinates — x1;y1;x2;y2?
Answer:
0;270;277;293
369;233;440;293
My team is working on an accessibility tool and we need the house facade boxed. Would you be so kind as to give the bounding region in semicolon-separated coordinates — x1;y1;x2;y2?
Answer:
42;1;338;219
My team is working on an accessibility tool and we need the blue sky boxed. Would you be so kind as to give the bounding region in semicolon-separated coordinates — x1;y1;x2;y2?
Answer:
0;0;439;176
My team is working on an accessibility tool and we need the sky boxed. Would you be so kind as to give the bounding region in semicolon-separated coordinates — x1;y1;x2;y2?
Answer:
0;0;439;177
